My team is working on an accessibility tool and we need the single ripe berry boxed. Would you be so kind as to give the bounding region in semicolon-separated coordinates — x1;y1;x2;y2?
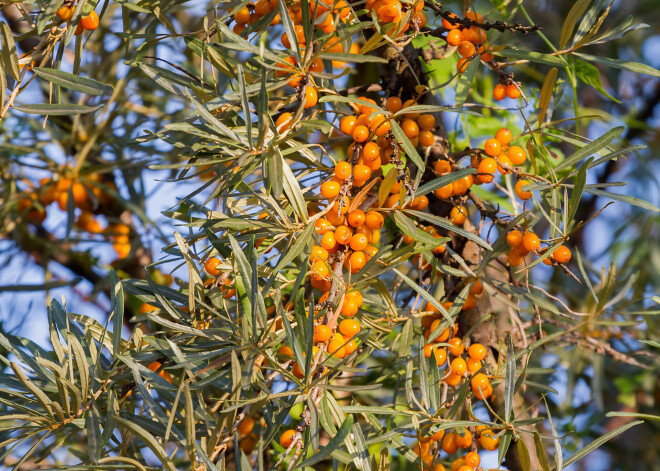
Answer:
484;138;501;157
456;57;470;74
467;357;482;374
369;113;390;136
447;29;462;46
434;159;451;174
522;232;540;252
353;125;369;143
401;119;419;139
204;257;222;277
335;225;353;245
506;83;521;99
457;40;476;58
320;231;336;250
456;430;473;448
447;337;464;356
347;209;365;227
441;12;461;29
347;251;366;273
493;83;506;101
234;6;251;24
477;157;497;183
339;318;361;337
321;180;341;199
468;343;487;361
275;112;293;132
311;245;328;262
340;116;357;135
506;229;523;248
365;211;384;230
450;205;468;225
442;433;459;454
314;324;332;343
353;164;371;182
335;161;351;180
362;141;380;161
238;417;255;435
280;429;296;448
80;11;100;30
497;154;513;174
350;233;368;251
417;114;435;130
412;195;429;210
553;245;572;264
419;130;434;147
480;430;499;451
495;128;511;147
508;145;527;165
56;6;74;21
386;96;403;113
515;179;532;200
465;452;480;467
328;333;347;357
304;86;318;108
451;357;467;375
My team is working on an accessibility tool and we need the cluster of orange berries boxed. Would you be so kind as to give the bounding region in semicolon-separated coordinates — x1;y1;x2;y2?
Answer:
505;229;572;267
237;417;259;454
472;127;527;184
203;257;236;299
55;4;99;33
413;424;500;470
442;12;493;74
366;0;427;35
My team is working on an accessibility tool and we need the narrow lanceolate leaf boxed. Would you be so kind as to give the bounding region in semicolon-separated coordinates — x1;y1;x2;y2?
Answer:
567;158;591;226
559;0;593;49
538;68;558;126
454;57;480;109
574;52;660;77
115;417;177;471
280;151;308;220
12;103;102;115
297;415;354;468
495;48;568;67
583;188;659;211
563;421;643;467
554;126;624;172
534;432;552;471
406;209;492;250
9;362;55;421
272;223;314;274
393;269;452;326
389;119;424;171
109;270;124;358
32;68;114;95
505;335;515;422
516;438;531;471
0;22;19;80
86;401;101;464
415;168;476;197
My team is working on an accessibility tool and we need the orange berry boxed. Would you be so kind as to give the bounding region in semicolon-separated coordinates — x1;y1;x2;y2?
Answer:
447;29;462;46
56;5;74;21
314;324;332;343
447;337;464;356
353;125;369;143
335;225;353;245
280;429;296;448
465;452;480;467
477;157;497;183
238;417;255;435
495;128;512;147
480;430;499;451
456;430;472;448
311;260;330;280
553;245;572;264
204;257;222;277
450;205;468;225
339;318;361;337
357;97;377;115
369;113;390;136
484;138;501;157
468;343;487;361
275;112;293;132
416;114;435;131
365;211;384;230
80;11;100;30
508;145;527;165
335;161;352;180
347;209;365;227
401;119;419;139
419;130;434;147
234;6;251;24
506;83;521;99
465;10;484;22
508;249;524;267
412;195;429;211
321;180;341;199
315;218;332;235
515;179;532;200
462;293;477;311
457;40;476;58
386;96;403;113
353;163;372;182
328;334;347;357
347;251;366;273
350;233;368;251
340;116;357;135
304;86;318;108
471;373;489;391
442;433;459;454
451;357;467;375
311;245;329;262
456;57;470;74
497;154;513;174
467;357;482;374
402;99;420;119
522;232;540;252
442;12;461;29
506;229;523;248
362;141;380;161
493;83;506;101
320;231;337;250
344;340;358;355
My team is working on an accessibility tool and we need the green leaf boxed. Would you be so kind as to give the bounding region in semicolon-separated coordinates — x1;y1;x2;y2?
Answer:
114;417;178;471
109;270;124;359
32;67;114;95
0;22;19;81
495;48;568;67
582;188;659;212
505;335;515;422
12;103;102;115
554;126;624;173
534;432;551;471
574;59;619;102
86;401;101;464
405;209;492;250
563;421;643;467
298;415;354;468
415;168;476;197
454;57;480;109
574;52;660;77
605;411;660;421
567;157;591;226
280;151;308;220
